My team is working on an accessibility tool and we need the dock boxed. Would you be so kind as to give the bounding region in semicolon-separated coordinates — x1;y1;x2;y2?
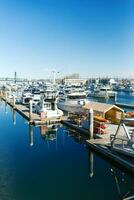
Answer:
1;96;63;125
86;139;134;174
62;119;134;174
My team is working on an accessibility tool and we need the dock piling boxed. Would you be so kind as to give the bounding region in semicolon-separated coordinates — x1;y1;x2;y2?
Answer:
29;100;33;123
5;91;8;102
114;92;117;103
13;95;16;108
88;108;94;139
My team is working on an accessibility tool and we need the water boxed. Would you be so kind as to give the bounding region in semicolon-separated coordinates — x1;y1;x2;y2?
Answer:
88;91;134;111
0;101;134;200
117;91;134;104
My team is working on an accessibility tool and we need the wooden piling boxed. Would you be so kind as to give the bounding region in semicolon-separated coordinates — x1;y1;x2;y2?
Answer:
88;109;94;139
13;95;16;109
29;100;33;123
5;91;7;102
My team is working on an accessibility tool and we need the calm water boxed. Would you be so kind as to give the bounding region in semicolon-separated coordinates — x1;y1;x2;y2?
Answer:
88;91;134;111
0;100;134;200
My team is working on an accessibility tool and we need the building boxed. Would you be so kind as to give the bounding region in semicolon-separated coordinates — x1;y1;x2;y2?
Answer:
83;102;124;124
62;78;87;86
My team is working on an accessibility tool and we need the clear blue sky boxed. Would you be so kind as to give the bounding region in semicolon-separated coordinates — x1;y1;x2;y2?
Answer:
0;0;134;79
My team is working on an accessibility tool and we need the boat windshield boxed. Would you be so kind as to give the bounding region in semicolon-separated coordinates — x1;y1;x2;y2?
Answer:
68;95;86;99
100;88;111;91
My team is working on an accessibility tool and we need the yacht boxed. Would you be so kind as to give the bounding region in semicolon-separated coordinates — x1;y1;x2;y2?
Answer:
87;86;116;98
21;92;33;105
113;84;125;91
123;84;134;92
57;91;88;113
34;99;63;119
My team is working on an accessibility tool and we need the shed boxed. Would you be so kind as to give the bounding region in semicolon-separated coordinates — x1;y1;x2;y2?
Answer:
83;102;124;124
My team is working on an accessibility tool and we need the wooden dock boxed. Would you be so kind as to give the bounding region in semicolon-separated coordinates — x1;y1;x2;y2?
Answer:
86;139;134;174
1;97;63;125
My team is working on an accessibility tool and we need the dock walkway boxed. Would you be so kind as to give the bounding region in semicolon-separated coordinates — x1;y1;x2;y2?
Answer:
1;97;62;125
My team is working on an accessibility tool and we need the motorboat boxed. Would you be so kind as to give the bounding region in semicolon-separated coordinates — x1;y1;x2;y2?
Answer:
88;86;116;98
21;92;33;105
34;98;63;119
123;84;134;92
57;91;89;113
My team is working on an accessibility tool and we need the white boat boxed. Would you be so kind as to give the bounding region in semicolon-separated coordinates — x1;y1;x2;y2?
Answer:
113;84;125;91
123;84;134;92
57;92;88;113
35;99;63;119
88;86;116;98
21;92;33;105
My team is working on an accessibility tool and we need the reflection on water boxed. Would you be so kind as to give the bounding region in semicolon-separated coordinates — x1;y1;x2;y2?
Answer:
0;101;133;200
88;151;94;178
29;125;33;146
40;124;57;141
111;167;134;200
13;109;16;125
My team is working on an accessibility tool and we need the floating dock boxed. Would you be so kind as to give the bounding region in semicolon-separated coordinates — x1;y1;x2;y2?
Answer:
86;139;134;174
1;96;64;125
62;119;134;174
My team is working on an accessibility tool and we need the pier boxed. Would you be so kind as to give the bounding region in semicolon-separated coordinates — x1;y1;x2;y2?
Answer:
0;93;63;125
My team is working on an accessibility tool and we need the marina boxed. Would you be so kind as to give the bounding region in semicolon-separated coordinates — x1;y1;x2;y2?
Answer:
1;0;134;199
0;84;134;176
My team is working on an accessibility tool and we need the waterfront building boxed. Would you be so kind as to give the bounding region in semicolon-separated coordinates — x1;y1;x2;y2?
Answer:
62;78;87;86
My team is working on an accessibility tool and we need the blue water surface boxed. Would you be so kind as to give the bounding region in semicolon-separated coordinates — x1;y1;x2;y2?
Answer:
0;101;133;200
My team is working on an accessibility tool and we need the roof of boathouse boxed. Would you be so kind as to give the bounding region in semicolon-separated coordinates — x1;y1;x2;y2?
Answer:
83;102;124;114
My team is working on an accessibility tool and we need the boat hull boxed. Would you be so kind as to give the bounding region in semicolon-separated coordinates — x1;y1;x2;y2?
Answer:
57;102;83;113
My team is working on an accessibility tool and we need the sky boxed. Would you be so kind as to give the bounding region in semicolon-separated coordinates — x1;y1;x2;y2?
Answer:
0;0;134;79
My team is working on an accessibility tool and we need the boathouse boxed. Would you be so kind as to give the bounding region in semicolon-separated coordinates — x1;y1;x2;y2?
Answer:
83;102;124;124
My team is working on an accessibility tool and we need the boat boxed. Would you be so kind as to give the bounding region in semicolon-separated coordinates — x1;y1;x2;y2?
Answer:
21;92;33;105
34;98;63;119
57;91;89;113
87;86;116;98
113;84;125;91
123;84;134;92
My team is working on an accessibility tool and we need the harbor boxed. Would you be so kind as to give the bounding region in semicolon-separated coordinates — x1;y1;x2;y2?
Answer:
0;83;134;177
1;0;134;199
